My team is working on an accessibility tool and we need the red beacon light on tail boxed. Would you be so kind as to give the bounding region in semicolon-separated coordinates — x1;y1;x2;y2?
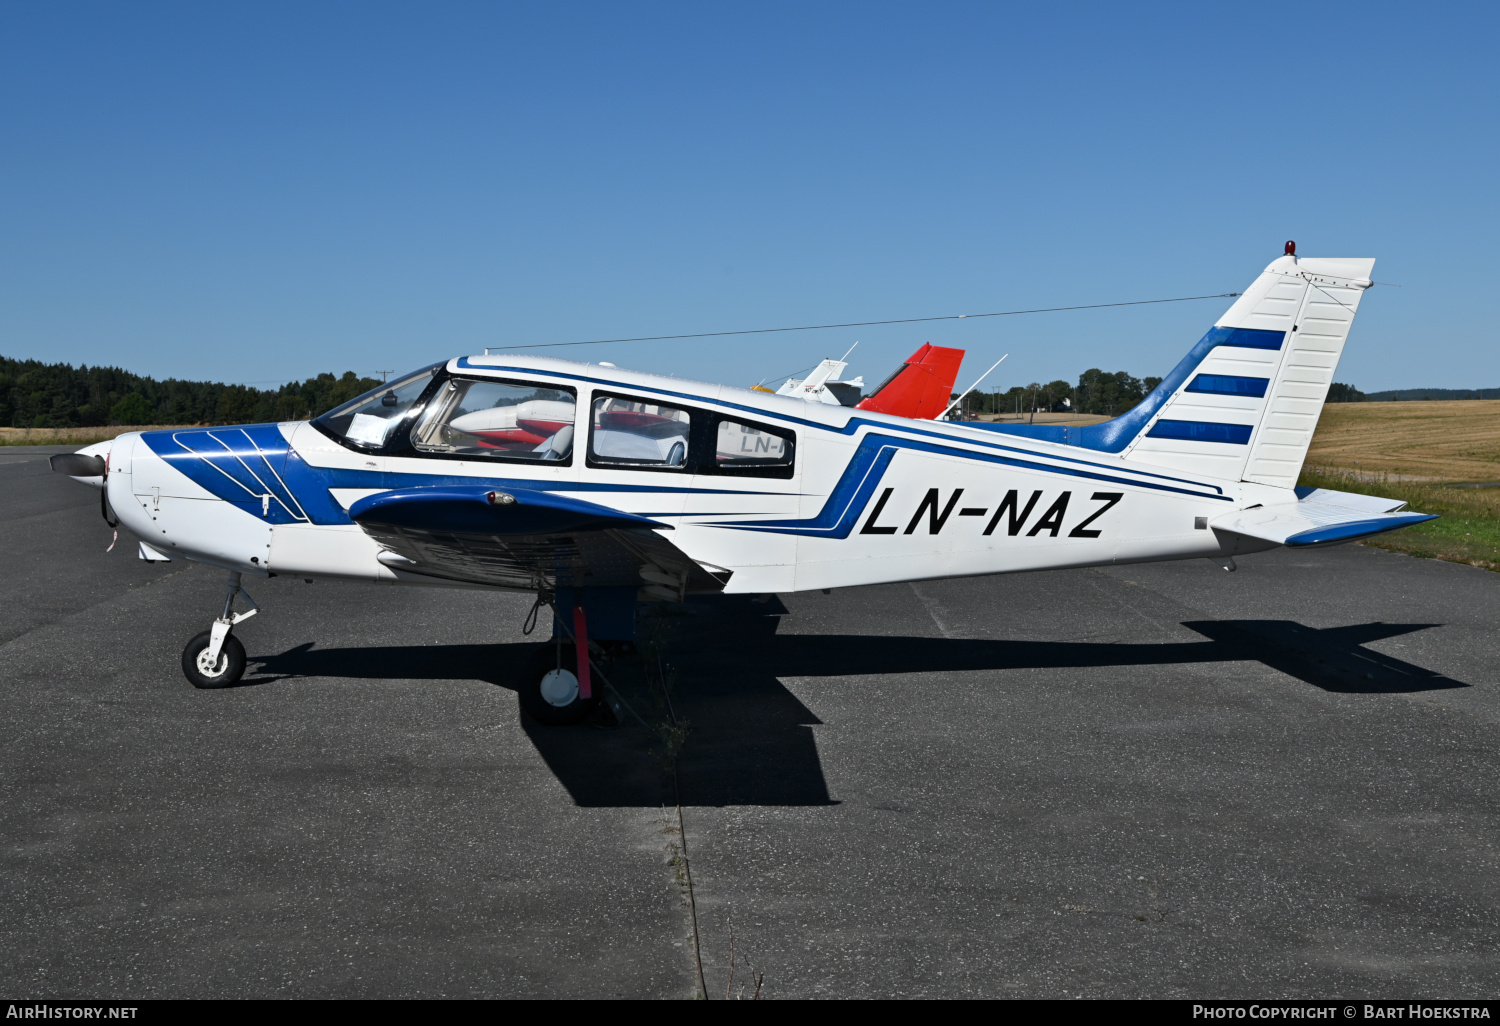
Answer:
1285;240;1296;256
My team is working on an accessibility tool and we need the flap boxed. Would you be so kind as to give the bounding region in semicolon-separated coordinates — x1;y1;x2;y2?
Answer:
1212;495;1436;548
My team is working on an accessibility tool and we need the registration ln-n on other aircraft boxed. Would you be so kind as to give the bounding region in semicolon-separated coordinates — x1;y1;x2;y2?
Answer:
53;245;1433;723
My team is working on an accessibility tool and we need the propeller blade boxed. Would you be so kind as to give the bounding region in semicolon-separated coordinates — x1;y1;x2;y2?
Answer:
50;453;106;477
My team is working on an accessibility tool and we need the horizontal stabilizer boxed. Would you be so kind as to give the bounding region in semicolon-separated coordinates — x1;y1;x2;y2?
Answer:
349;486;670;535
1211;488;1435;548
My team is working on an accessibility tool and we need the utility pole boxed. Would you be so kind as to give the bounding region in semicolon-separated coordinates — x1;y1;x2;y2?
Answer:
374;370;394;383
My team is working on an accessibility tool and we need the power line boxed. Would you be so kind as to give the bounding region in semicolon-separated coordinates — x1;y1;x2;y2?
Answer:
485;291;1243;352
225;371;392;386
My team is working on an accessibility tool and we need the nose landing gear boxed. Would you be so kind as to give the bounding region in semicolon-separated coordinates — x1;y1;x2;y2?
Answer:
182;571;259;689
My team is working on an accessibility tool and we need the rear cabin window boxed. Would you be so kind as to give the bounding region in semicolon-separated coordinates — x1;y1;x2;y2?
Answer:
588;396;692;470
712;417;794;476
412;378;577;462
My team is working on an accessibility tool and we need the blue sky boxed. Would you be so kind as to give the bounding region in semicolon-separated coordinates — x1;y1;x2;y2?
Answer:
2;2;1495;394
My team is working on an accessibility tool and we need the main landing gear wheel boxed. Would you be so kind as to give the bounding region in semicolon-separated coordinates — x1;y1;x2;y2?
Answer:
518;642;601;726
182;630;246;689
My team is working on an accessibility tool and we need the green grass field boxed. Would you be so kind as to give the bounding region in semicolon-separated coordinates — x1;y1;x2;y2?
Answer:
1301;399;1500;571
1297;466;1500;571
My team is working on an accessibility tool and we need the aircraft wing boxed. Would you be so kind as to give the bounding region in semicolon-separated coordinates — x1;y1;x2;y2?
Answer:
1210;487;1436;547
348;486;728;596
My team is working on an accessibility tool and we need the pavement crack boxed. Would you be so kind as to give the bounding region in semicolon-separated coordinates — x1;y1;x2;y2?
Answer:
670;775;708;999
908;582;956;639
1082;568;1211;636
640;612;708;998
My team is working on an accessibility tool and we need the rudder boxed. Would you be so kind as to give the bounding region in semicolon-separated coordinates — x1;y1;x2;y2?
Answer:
971;250;1375;488
856;344;965;420
1122;253;1375;486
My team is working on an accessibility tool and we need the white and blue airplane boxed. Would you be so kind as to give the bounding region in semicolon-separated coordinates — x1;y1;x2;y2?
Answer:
52;245;1433;723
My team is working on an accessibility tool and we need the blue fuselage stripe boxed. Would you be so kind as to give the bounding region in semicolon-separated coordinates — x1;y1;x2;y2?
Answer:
141;426;789;527
951;325;1285;453
713;431;1232;539
146;333;1247;540
455;358;1226;495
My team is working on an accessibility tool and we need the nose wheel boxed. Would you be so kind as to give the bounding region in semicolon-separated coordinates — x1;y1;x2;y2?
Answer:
182;571;259;689
182;630;247;688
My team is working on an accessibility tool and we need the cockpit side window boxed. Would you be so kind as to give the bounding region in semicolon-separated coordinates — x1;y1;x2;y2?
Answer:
313;363;442;452
410;378;577;463
587;394;692;471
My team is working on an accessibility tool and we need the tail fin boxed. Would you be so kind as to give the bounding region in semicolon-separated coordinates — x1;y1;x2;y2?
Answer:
1123;254;1375;486
855;344;965;420
972;252;1375;487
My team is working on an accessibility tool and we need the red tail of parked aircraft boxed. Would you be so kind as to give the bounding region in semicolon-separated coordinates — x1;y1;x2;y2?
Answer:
855;344;965;420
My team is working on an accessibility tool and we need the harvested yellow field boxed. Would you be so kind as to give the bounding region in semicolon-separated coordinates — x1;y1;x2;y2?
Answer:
1303;401;1500;571
0;425;188;447
1305;400;1500;483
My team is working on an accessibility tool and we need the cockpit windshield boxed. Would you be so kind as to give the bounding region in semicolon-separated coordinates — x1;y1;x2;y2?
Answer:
313;363;442;450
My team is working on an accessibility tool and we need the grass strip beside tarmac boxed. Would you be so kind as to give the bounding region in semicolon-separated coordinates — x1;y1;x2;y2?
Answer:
0;425;185;446
1299;467;1500;572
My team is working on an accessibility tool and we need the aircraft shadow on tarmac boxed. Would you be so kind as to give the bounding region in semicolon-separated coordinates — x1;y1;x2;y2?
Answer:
247;602;1463;808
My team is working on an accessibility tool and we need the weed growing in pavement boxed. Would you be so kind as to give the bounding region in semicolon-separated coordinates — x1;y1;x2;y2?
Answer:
635;609;691;769
1128;865;1169;923
1148;866;1168;923
724;912;764;1000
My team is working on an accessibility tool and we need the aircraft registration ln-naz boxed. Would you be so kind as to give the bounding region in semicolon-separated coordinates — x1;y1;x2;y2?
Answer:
52;245;1434;723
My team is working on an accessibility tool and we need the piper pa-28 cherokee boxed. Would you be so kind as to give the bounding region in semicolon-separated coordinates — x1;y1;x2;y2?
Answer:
52;245;1432;723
